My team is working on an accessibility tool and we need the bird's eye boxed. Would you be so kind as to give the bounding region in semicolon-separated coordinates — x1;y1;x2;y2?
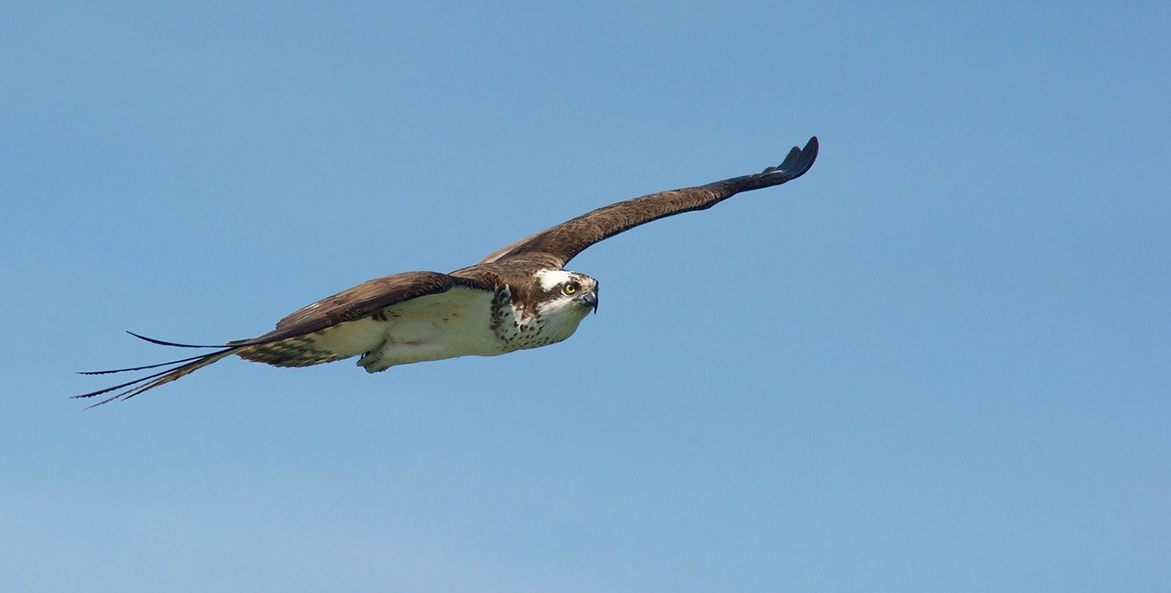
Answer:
563;282;579;295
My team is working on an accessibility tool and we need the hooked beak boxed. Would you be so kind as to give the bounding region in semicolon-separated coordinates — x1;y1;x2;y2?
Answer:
576;288;599;314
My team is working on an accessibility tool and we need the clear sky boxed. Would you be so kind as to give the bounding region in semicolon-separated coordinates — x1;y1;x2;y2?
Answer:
2;1;1167;591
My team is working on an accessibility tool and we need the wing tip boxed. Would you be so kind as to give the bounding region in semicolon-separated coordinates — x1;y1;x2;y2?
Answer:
750;135;819;189
790;136;818;178
126;330;224;349
73;347;236;408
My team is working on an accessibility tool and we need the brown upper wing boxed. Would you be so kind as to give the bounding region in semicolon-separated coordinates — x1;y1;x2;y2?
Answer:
230;269;498;346
479;136;818;268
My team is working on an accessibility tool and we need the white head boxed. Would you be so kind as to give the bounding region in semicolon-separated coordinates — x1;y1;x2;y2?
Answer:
529;268;599;341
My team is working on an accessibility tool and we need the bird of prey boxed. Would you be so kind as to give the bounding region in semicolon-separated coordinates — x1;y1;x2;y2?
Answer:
76;137;818;406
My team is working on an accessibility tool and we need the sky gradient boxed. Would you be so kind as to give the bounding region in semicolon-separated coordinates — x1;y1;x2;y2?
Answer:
2;1;1168;591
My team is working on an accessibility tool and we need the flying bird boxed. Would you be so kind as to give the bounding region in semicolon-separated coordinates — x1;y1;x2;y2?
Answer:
77;137;818;406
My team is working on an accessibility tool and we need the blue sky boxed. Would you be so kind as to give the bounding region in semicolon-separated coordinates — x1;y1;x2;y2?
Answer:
2;1;1168;591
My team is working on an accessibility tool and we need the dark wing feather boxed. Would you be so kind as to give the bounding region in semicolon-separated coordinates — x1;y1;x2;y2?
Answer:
229;270;492;346
75;270;497;405
480;136;818;268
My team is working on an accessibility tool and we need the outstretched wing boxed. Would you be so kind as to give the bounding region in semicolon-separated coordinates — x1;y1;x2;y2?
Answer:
74;270;497;407
237;271;480;346
479;136;818;268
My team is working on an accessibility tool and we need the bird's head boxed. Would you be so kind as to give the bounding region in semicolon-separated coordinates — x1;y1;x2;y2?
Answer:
533;269;599;317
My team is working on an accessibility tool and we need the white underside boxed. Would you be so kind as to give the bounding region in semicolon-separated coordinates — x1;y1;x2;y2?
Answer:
305;287;507;373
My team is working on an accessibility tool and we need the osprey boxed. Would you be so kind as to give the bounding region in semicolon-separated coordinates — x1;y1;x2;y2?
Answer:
77;137;818;406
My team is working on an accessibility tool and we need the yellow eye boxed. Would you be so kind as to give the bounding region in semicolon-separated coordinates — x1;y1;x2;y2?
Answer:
563;282;578;295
